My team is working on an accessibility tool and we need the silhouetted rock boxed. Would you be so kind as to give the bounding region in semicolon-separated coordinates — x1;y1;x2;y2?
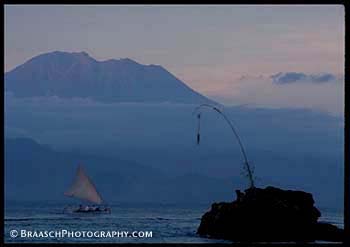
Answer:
197;186;343;242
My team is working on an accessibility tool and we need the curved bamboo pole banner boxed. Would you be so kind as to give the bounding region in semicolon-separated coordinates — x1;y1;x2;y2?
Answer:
193;104;255;188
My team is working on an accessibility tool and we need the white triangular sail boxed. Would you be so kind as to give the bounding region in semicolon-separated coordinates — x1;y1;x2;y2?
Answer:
64;165;103;204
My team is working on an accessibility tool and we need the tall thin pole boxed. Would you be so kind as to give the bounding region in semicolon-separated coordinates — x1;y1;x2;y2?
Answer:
193;104;255;188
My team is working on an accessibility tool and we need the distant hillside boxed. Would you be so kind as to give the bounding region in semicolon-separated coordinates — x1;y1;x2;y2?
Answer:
5;138;235;204
5;51;215;104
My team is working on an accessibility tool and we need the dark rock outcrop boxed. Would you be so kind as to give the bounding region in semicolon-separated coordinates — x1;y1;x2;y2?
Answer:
197;186;343;242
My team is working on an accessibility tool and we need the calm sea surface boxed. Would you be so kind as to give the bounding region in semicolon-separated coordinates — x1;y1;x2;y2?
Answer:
5;201;343;243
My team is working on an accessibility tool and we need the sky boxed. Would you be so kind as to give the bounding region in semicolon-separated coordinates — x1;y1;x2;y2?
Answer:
4;5;345;115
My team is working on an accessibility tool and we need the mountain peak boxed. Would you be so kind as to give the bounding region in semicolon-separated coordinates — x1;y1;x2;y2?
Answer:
120;58;137;63
5;51;215;104
20;50;97;68
104;57;141;66
52;50;96;61
39;50;93;58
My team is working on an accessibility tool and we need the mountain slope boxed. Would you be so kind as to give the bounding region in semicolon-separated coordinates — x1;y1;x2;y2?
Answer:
5;51;214;104
5;138;236;204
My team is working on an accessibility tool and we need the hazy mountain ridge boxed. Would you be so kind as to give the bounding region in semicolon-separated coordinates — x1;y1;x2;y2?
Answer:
5;137;236;204
5;51;214;104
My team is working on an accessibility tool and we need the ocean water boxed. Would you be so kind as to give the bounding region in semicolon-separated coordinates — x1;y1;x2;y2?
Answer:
4;201;343;243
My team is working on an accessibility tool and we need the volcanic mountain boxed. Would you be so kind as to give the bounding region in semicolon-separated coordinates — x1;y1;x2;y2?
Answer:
5;51;214;104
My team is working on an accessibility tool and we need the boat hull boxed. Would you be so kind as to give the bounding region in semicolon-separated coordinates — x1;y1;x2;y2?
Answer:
63;206;111;214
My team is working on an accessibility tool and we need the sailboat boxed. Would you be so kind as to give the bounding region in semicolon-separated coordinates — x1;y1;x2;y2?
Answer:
63;164;111;214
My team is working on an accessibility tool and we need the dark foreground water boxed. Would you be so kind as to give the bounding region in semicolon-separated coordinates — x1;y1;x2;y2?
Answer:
5;201;343;243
